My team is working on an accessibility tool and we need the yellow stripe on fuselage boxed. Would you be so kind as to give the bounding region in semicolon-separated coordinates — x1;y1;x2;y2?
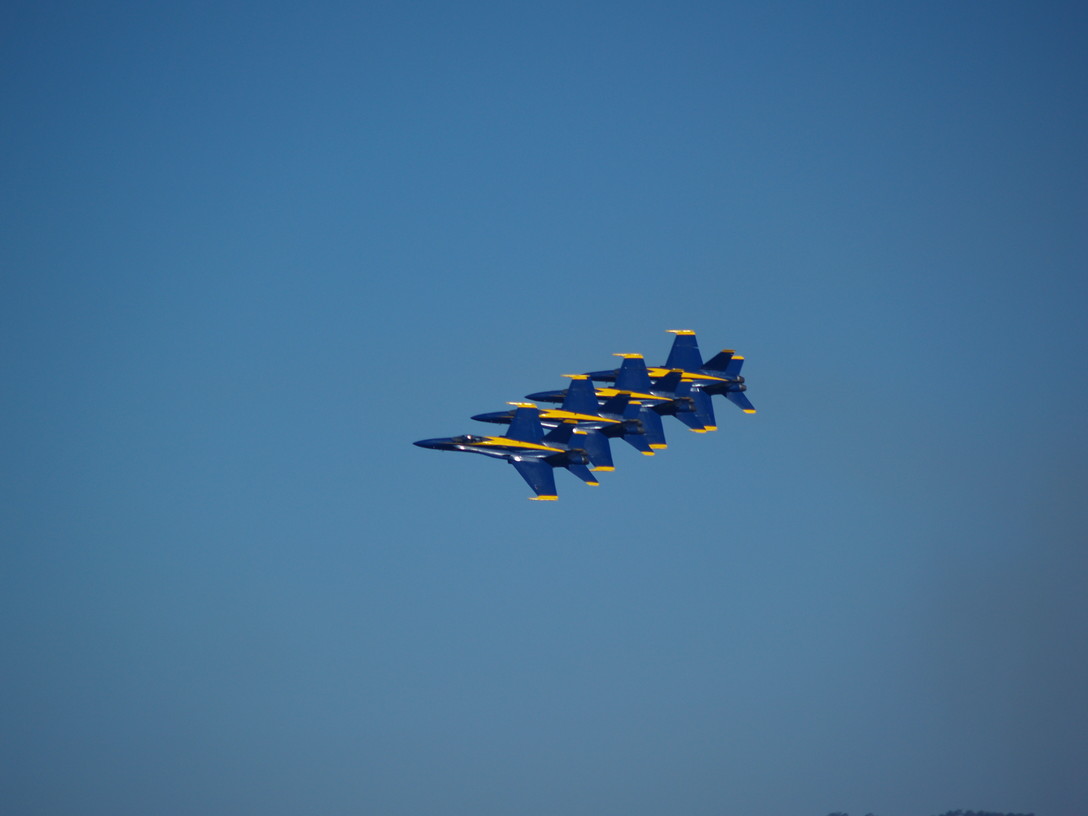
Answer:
594;387;663;401
540;410;619;424
478;438;563;452
645;367;731;383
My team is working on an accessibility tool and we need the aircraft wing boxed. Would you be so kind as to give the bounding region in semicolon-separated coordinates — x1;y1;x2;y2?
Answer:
509;459;558;500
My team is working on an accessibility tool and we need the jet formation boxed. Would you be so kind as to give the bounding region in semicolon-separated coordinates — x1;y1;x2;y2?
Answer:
413;330;754;500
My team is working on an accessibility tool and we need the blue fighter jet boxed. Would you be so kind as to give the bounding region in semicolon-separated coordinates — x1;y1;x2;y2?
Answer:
471;376;653;471
413;405;598;500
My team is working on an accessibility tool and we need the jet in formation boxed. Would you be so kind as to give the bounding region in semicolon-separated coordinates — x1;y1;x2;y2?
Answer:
414;330;754;499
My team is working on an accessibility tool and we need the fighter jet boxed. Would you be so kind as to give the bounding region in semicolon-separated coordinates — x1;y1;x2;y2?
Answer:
413;405;598;500
470;376;653;470
585;330;756;420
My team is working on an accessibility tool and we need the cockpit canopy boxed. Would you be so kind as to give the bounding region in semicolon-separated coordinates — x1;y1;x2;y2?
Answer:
451;434;485;444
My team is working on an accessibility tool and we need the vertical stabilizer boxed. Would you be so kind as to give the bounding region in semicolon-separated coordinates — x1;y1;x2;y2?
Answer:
543;421;577;446
613;354;654;393
505;406;545;444
561;376;603;416
702;350;738;374
664;330;703;371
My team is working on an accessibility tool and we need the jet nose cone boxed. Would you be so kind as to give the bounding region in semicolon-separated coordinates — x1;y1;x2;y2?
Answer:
413;438;446;449
525;390;560;401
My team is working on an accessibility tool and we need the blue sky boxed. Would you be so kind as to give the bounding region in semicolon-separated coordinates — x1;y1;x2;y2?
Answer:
3;2;1086;815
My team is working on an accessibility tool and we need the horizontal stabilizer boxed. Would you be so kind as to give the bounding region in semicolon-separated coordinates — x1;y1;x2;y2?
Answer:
725;390;757;413
565;463;600;486
638;407;667;449
692;389;717;430
672;409;707;431
620;429;653;454
580;429;615;471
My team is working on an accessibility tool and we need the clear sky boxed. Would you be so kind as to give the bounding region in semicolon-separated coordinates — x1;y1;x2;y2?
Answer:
3;2;1086;815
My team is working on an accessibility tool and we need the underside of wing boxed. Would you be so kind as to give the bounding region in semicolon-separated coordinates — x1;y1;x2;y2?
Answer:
509;458;558;500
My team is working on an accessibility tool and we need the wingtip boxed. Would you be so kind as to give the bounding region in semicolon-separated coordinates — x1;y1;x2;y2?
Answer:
529;495;559;501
